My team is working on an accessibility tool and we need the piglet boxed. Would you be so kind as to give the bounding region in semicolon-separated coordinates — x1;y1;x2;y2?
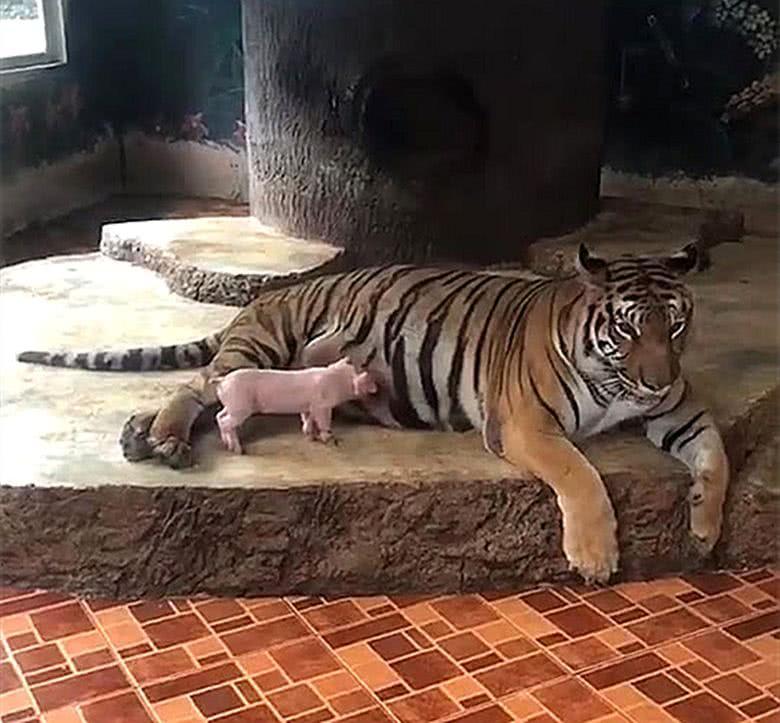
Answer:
215;358;378;454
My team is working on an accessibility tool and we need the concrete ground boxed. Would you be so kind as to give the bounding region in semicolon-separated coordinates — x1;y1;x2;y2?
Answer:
3;252;673;490
1;198;776;491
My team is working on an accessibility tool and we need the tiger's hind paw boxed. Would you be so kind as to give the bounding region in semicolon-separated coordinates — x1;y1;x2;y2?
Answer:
120;411;156;462
151;436;194;469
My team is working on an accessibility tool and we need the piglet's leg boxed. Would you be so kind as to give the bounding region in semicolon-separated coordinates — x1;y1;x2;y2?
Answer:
300;412;317;440
311;406;336;445
216;408;244;454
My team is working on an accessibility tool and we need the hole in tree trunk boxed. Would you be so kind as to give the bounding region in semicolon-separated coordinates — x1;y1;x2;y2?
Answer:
358;67;488;179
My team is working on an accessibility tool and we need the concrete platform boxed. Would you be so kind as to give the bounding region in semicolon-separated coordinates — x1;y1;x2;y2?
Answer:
0;200;777;599
100;216;346;306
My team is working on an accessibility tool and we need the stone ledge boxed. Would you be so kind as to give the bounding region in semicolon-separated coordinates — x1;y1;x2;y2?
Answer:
100;216;349;306
719;429;780;571
0;418;776;600
2;195;777;597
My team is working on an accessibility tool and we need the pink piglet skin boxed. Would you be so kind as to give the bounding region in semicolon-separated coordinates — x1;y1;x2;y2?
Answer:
215;357;377;453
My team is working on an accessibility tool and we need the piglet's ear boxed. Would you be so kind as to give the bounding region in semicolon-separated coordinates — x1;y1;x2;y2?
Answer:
662;242;699;275
575;243;608;284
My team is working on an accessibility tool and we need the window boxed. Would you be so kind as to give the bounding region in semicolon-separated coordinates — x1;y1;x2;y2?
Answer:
0;0;66;73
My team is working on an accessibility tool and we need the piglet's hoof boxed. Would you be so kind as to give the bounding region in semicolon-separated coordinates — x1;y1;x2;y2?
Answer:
319;434;339;447
152;436;194;469
120;411;156;462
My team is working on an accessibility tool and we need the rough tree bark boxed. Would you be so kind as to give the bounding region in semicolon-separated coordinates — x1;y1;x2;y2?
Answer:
242;0;607;265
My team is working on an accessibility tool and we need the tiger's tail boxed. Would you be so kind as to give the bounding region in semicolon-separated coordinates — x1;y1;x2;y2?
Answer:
16;333;223;372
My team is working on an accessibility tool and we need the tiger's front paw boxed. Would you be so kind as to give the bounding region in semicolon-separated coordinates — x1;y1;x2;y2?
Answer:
151;436;194;469
689;496;723;556
562;501;619;584
120;411;157;462
688;469;726;555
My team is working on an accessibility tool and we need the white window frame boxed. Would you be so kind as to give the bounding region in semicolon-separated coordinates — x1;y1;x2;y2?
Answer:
0;0;67;74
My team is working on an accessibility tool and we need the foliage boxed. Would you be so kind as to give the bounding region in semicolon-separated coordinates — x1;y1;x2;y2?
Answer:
0;0;38;20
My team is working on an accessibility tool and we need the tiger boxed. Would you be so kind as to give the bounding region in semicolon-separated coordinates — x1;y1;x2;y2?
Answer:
17;243;730;583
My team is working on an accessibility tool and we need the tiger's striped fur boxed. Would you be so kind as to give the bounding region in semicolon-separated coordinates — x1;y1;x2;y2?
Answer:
17;335;223;371
17;245;729;582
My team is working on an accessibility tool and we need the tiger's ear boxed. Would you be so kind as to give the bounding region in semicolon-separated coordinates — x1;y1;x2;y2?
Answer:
575;243;608;284
662;243;699;275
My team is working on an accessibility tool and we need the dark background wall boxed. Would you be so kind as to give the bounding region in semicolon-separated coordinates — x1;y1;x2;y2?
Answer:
0;0;777;186
605;0;778;182
0;0;244;182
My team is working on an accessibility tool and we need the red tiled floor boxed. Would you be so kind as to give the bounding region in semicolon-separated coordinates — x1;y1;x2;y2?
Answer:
125;648;195;684
682;630;760;671
666;691;743;723
627;608;708;646
31;665;130;712
82;691;153;722
129;601;176;625
633;672;688;704
551;635;618;670
432;597;499;630
304;601;366;631
192;683;245;717
142;613;209;649
0;569;777;722
14;644;65;673
438;632;489;661
706;672;763;703
533;678;612;722
548;604;611;638
270;637;342;681
222;616;309;655
391;650;460;690
30;602;94;641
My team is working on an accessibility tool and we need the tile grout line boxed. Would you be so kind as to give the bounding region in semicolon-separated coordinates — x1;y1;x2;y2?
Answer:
475;590;638;720
539;580;776;676
117;596;295;719
183;595;261;717
78;597;166;723
1;632;45;722
1;570;776;723
482;575;780;721
469;591;624;722
370;596;526;719
281;594;409;723
571;597;780;721
238;597;366;719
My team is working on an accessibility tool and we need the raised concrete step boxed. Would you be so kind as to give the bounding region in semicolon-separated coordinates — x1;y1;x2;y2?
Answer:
100;216;346;306
1;200;777;599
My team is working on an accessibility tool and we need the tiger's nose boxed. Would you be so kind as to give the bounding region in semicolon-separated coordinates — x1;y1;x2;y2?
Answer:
638;349;679;390
642;377;671;393
639;366;674;392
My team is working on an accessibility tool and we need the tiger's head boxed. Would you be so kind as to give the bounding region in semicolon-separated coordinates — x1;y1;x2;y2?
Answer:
575;242;698;398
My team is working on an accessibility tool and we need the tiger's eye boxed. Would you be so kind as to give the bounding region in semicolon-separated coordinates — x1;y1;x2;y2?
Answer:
614;321;635;339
